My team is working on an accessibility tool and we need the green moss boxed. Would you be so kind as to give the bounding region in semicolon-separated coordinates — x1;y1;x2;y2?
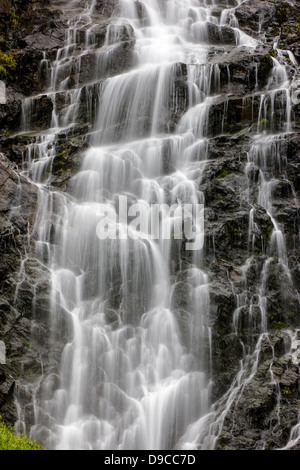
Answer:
9;9;20;27
265;48;276;59
266;225;273;238
0;416;43;450
0;65;7;76
6;0;38;28
3;128;11;137
272;321;285;330
258;118;269;126
258;55;273;87
0;51;16;78
263;221;273;239
283;386;293;398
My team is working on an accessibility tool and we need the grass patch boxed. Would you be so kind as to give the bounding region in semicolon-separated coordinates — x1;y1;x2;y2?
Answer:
0;416;43;450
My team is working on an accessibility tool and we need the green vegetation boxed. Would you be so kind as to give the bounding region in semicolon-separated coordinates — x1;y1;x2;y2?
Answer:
8;0;35;28
0;416;43;450
10;9;20;28
216;165;231;179
283;387;293;398
0;51;16;79
258;118;269;126
265;48;276;59
272;320;285;330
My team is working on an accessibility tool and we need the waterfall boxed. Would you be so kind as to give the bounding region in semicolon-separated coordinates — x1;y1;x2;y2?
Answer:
14;0;299;451
24;0;219;450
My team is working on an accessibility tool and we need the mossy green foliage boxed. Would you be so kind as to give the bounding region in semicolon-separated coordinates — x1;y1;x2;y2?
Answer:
216;165;231;179
0;51;17;78
258;118;269;126
0;416;43;450
7;0;35;28
272;320;285;330
283;386;293;398
265;48;276;59
264;221;273;239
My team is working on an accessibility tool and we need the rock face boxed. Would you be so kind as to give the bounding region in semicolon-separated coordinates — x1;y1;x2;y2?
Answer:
0;0;299;451
0;153;37;422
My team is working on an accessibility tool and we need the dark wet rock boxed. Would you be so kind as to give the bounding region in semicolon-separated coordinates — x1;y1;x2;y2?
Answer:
166;63;189;132
207;95;261;137
206;23;237;45
0;90;22;134
86;23;108;47
0;0;11;16
106;23;135;44
0;154;37;227
94;0;119;17
106;40;136;75
50;135;88;189
217;346;300;450
135;0;149;26
14;50;46;96
0;154;40;422
235;0;277;33
71;37;136;86
276;2;300;62
0;133;71;425
24;27;65;51
23;95;53;131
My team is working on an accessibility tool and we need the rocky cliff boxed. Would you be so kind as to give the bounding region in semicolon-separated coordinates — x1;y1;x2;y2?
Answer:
0;0;299;450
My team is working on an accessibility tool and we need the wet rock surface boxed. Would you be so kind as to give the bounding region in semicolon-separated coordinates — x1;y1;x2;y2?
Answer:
0;153;39;422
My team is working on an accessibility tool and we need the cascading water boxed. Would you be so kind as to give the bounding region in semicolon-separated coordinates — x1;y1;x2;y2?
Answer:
14;0;300;451
24;0;226;450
